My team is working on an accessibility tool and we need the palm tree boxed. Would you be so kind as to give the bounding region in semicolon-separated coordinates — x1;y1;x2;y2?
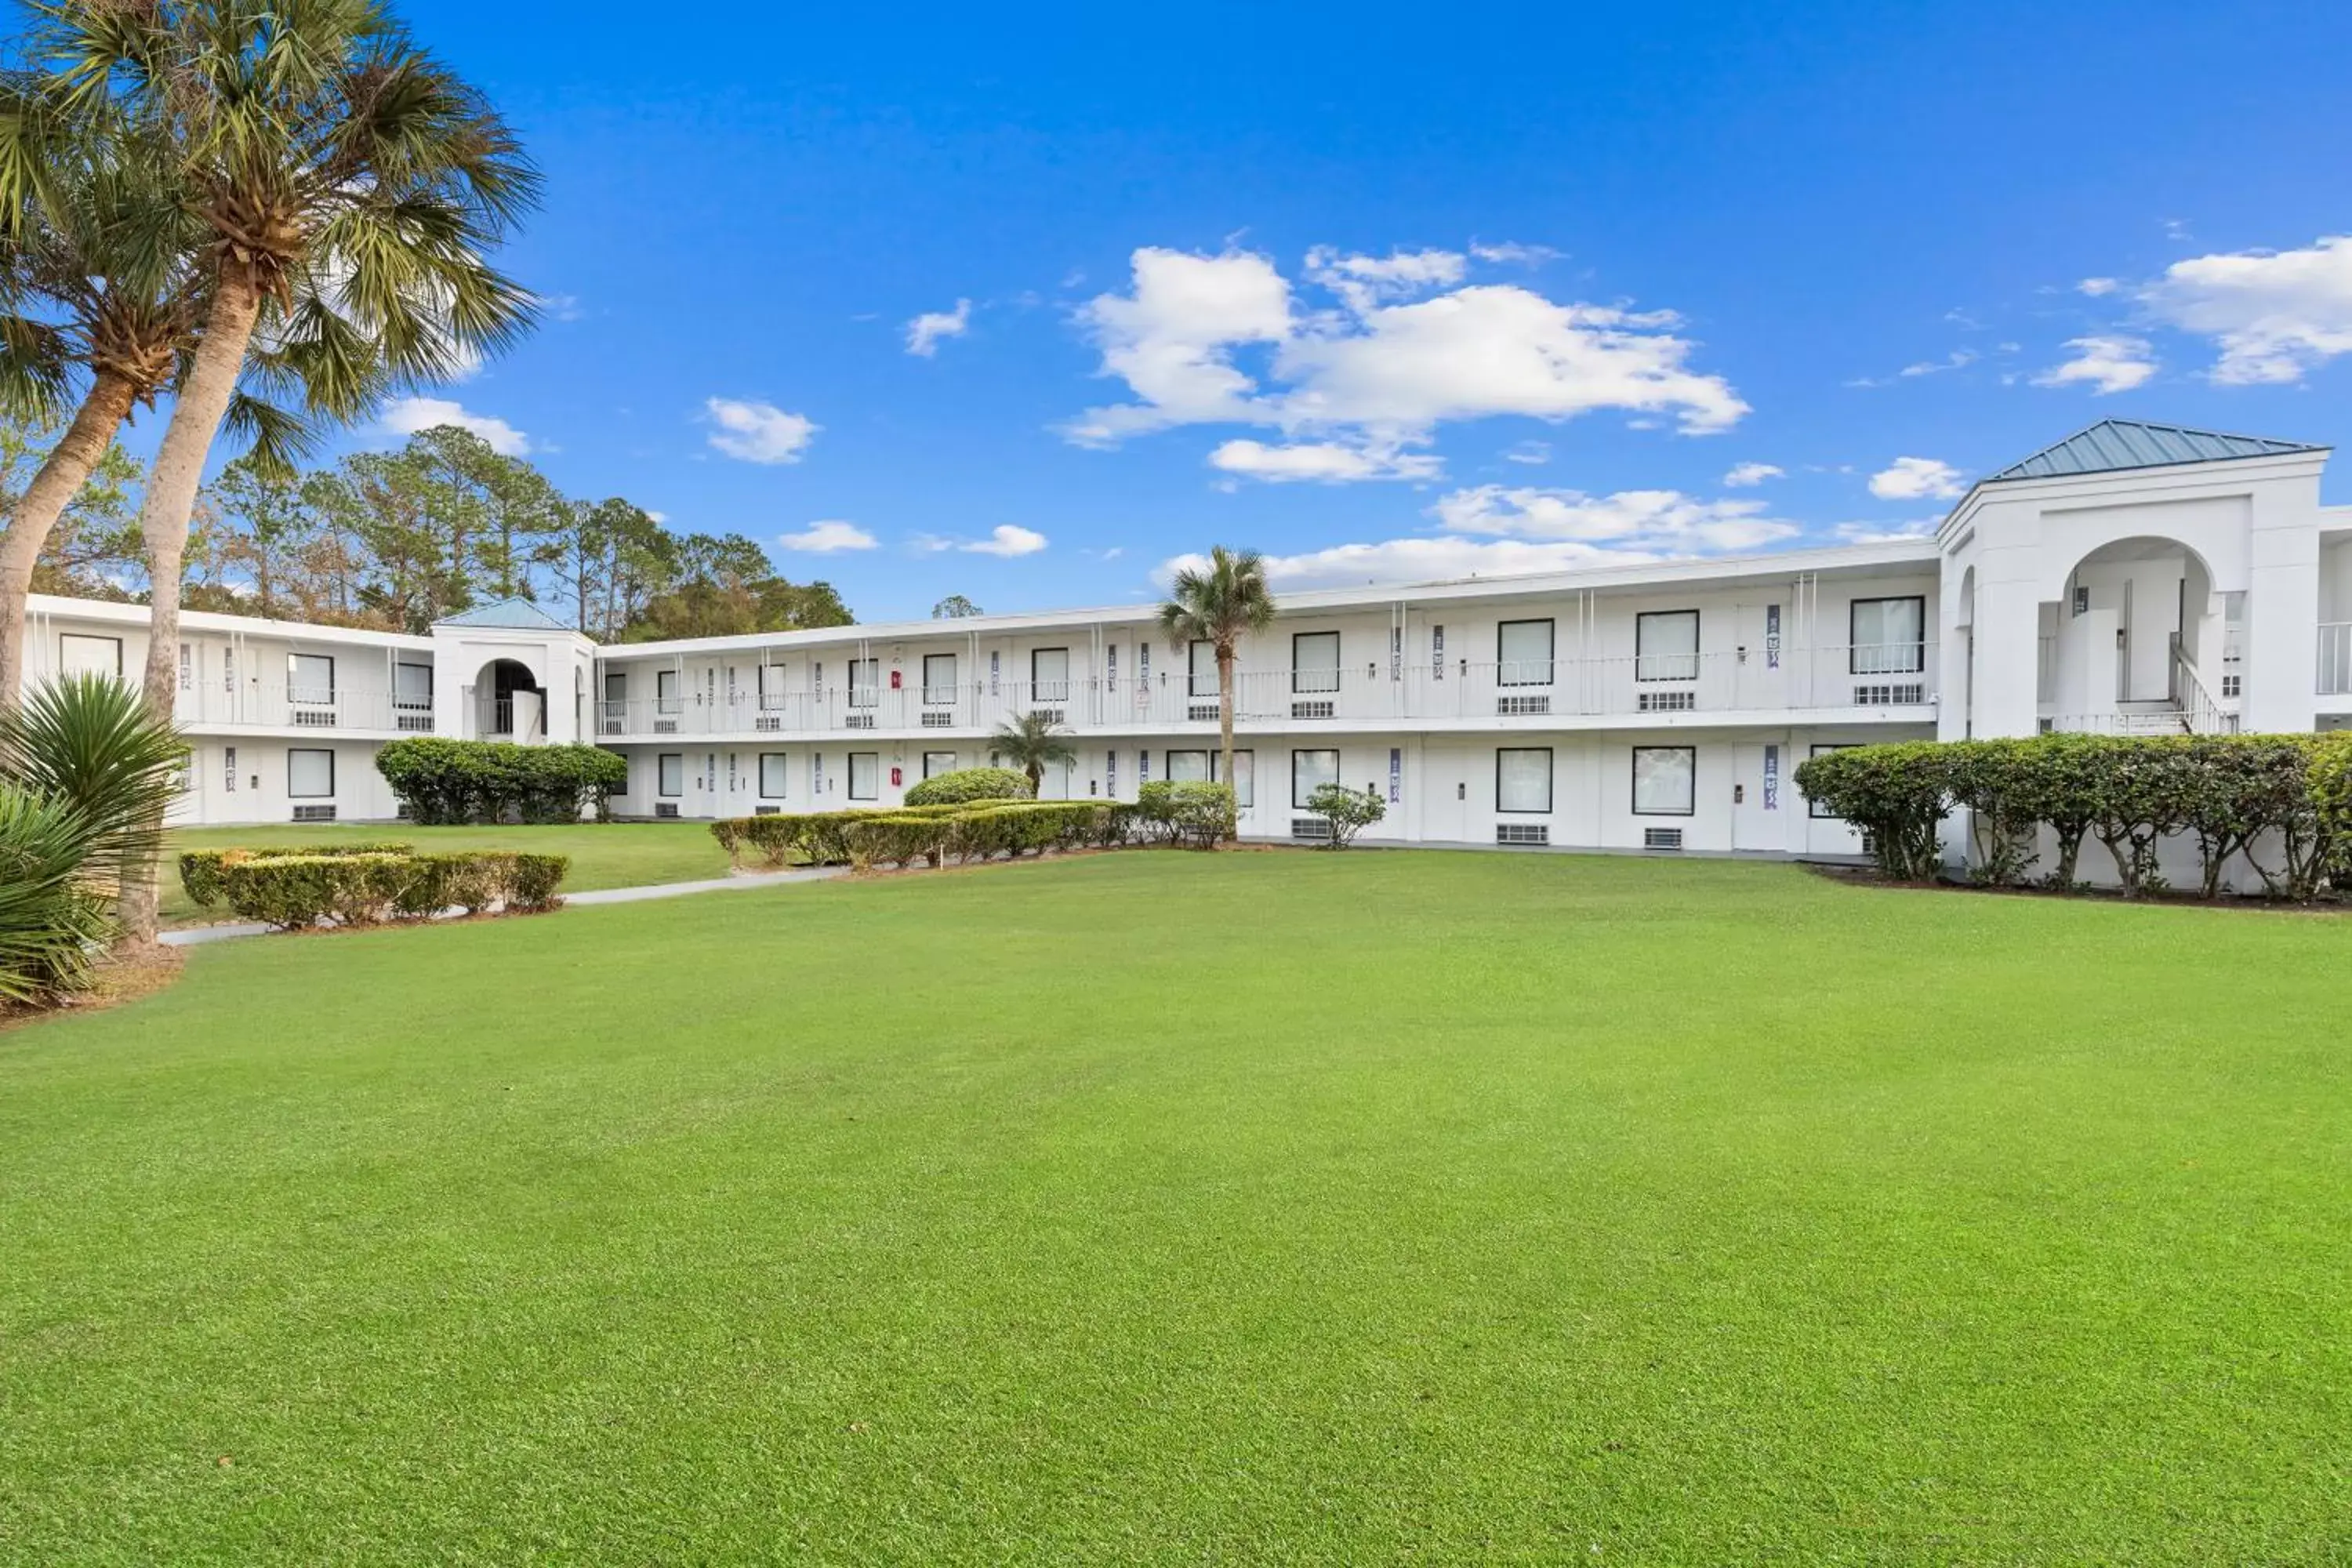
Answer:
990;710;1076;797
25;0;539;937
1157;546;1276;810
0;671;185;902
0;87;202;706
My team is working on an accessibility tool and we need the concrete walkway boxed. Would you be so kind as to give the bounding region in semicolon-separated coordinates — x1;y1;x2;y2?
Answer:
160;865;845;947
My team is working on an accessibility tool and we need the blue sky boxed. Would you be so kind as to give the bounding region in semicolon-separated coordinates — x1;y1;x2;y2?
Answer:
315;1;2352;619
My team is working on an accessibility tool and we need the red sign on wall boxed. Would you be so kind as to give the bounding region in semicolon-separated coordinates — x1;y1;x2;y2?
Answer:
890;766;903;787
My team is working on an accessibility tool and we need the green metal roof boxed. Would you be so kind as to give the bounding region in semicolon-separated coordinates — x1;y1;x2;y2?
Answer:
1989;419;2325;482
434;597;572;631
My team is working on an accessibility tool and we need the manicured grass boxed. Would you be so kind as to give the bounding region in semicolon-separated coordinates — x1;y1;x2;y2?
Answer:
4;851;2348;1562
160;819;732;924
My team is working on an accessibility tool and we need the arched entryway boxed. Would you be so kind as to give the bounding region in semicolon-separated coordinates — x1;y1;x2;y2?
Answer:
474;658;545;739
2045;535;2234;731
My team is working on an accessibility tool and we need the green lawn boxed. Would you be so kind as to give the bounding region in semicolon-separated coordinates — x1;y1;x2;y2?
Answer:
5;851;2348;1563
161;819;733;924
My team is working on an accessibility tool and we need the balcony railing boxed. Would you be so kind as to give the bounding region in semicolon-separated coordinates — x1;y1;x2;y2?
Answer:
589;644;1938;739
2321;622;2351;696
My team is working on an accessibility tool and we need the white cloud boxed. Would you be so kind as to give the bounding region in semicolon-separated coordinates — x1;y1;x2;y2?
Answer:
1469;241;1563;266
777;519;875;553
2034;335;2157;395
1062;243;1748;480
963;524;1048;557
905;299;972;358
1503;439;1552;465
1867;456;1965;501
1207;437;1439;483
706;397;818;463
380;396;529;456
2077;277;2120;297
1899;349;1977;378
1722;461;1784;487
2140;234;2352;384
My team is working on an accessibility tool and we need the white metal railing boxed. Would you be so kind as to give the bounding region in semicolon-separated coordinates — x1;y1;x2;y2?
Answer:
2170;642;2238;735
2321;623;2351;697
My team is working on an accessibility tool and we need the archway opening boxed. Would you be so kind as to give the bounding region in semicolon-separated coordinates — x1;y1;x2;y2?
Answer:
2048;535;2228;724
474;658;543;739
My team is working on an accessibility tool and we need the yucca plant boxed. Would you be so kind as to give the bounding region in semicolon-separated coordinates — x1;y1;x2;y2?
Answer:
0;673;187;897
0;782;112;1003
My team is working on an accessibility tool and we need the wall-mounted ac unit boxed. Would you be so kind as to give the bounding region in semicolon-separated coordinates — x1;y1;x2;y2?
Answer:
1496;822;1549;845
1290;817;1334;840
1029;710;1065;727
1496;695;1551;717
920;711;953;728
291;804;337;822
1642;826;1684;851
1187;703;1220;721
654;802;681;818
753;805;781;816
1290;699;1335;720
755;716;782;732
1853;683;1927;706
653;719;678;734
291;709;337;728
844;713;876;729
1638;691;1697;713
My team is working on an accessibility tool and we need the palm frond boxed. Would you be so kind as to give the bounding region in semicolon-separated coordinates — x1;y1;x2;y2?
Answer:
0;672;188;888
0;781;113;1004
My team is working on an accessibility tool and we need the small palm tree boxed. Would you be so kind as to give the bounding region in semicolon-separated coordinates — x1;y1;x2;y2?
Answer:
990;710;1076;797
1157;546;1276;811
0;672;187;905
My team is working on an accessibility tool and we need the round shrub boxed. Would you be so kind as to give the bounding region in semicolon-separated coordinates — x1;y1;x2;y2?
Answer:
902;767;1033;808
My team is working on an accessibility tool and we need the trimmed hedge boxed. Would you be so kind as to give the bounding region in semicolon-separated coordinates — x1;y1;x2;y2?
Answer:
718;800;1142;872
180;841;414;908
901;767;1032;808
184;846;569;929
376;738;626;825
1795;731;2352;899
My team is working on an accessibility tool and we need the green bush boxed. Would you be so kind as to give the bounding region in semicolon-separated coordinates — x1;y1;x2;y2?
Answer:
1304;783;1385;848
1791;742;1953;881
842;814;951;870
205;848;570;930
376;738;626;825
902;767;1032;808
180;841;414;909
1137;780;1237;848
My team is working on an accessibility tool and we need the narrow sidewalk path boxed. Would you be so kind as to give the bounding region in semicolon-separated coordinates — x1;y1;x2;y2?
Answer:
160;865;846;947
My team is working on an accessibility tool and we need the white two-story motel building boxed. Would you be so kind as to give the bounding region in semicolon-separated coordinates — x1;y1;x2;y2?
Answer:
22;421;2352;856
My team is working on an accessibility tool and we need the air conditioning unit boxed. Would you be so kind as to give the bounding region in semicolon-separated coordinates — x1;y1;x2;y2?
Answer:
920;711;953;728
1029;710;1065;727
654;719;678;734
655;802;681;818
1853;683;1927;706
292;709;337;728
397;713;434;733
1642;826;1684;851
1638;691;1697;713
1187;703;1221;721
1290;817;1334;840
1496;695;1551;717
755;716;782;732
844;713;876;729
1290;699;1335;720
754;805;781;816
1496;822;1549;845
292;804;337;822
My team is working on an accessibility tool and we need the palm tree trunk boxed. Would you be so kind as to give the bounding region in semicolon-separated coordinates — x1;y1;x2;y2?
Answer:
0;373;140;708
1217;642;1236;839
119;272;263;943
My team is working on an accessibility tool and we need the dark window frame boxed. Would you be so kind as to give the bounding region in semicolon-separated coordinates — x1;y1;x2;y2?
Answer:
1495;746;1555;814
1849;594;1928;674
1631;745;1698;817
1291;747;1341;810
58;632;123;677
846;750;880;801
286;747;336;799
1290;630;1341;694
657;753;684;797
1188;638;1219;698
757;753;789;798
1635;609;1701;683
1496;619;1556;687
922;750;958;779
922;652;959;703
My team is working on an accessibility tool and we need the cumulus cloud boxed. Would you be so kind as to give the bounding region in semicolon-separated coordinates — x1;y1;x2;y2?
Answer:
1061;243;1748;480
1469;241;1563;266
963;524;1048;557
1207;437;1440;483
706;397;818;463
380;396;529;456
777;520;875;553
1867;456;1965;501
1722;461;1784;487
2034;335;2157;394
2077;277;2120;297
1157;485;1796;590
1503;439;1552;465
905;299;972;357
2140;234;2352;384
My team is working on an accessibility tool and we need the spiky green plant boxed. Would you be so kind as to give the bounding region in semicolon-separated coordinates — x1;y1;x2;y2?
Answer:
0;673;187;896
0;782;112;1002
989;710;1079;797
